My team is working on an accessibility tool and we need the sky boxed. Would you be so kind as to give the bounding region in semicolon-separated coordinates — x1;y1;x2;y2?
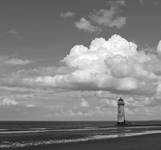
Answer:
0;0;161;121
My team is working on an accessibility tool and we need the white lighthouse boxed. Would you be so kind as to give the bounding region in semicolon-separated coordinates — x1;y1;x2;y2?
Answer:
117;97;126;125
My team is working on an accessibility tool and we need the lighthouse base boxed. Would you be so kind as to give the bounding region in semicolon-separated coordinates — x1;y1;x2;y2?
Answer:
117;121;127;126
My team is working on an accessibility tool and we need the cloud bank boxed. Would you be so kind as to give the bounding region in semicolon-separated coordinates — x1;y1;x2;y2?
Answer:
22;34;161;97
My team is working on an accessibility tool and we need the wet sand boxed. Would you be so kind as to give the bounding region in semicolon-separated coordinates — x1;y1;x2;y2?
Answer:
8;133;161;150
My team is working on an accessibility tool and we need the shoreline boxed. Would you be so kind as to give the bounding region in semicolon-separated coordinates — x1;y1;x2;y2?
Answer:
4;133;161;150
1;122;161;150
1;130;161;149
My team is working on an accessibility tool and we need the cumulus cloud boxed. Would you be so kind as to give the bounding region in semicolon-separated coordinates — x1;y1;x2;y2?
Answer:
20;34;161;97
0;97;18;106
60;11;75;18
89;0;126;29
75;18;101;33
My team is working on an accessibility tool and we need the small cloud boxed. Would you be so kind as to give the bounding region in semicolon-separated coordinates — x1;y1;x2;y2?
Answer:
26;104;35;108
6;28;22;39
157;40;161;51
157;40;161;57
108;0;126;7
139;0;144;5
0;97;18;107
5;58;31;65
89;2;126;29
7;29;19;35
60;11;76;18
153;1;160;5
139;0;160;6
0;28;21;39
75;17;101;33
102;99;117;107
80;98;89;107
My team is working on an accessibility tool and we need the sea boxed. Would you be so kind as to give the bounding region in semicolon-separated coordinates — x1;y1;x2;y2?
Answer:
0;121;161;149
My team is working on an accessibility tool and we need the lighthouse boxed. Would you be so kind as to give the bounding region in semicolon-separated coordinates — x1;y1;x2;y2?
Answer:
117;97;126;125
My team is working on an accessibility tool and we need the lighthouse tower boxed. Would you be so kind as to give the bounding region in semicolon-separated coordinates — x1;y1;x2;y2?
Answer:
117;97;126;125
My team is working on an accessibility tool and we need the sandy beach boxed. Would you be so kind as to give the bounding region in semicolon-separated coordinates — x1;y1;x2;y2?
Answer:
5;133;161;150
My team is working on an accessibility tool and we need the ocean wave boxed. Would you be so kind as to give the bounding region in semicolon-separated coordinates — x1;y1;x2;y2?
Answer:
0;127;116;134
0;130;47;134
0;129;7;131
0;125;161;134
